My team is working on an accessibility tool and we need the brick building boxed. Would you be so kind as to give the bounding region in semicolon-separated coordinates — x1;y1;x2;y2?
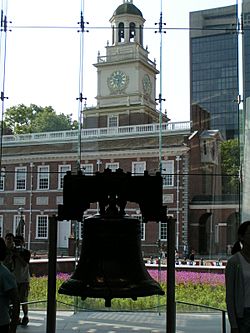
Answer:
188;105;240;256
0;1;240;257
0;121;191;256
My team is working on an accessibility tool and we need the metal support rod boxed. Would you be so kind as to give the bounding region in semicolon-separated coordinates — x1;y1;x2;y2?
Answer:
155;0;166;174
28;162;34;250
221;310;226;333
175;156;181;251
73;220;80;314
46;215;58;333
167;217;176;333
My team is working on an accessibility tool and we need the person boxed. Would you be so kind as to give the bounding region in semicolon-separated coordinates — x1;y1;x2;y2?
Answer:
175;248;179;261
189;249;195;262
13;235;31;326
3;233;15;273
183;242;188;259
225;220;250;333
0;237;19;333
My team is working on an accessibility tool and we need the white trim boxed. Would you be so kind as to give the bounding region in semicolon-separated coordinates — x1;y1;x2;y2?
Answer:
105;162;119;172
107;114;119;128
58;164;71;189
132;161;146;175
36;215;48;239
162;160;174;187
2;122;191;146
189;204;239;209
37;165;50;190
15;166;27;191
13;214;26;236
131;214;145;240
159;221;167;241
81;163;94;175
0;168;5;191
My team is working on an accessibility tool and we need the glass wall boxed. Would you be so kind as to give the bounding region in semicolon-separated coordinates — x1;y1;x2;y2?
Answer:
0;0;246;332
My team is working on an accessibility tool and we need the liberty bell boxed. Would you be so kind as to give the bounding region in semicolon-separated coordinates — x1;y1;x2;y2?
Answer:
58;169;165;307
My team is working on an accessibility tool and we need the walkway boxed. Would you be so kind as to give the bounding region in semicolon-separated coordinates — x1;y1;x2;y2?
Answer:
16;310;231;333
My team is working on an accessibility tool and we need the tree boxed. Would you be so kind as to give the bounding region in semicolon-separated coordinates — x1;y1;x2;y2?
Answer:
31;109;77;132
4;104;77;134
0;121;13;135
220;139;240;194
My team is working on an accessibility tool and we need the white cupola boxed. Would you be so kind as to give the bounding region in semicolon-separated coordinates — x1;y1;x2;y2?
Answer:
109;0;145;46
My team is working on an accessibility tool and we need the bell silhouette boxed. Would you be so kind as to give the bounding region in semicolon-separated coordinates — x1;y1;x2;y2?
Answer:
58;214;165;307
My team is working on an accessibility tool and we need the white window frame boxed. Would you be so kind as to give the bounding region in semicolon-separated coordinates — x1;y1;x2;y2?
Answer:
79;214;91;240
131;214;145;241
159;221;167;241
108;115;118;128
15;167;27;190
58;164;71;189
13;214;25;237
81;163;94;175
36;215;48;239
132;161;146;176
77;221;83;241
0;168;5;191
140;222;145;241
0;215;3;236
215;224;219;244
37;165;49;190
162;160;174;187
105;162;119;172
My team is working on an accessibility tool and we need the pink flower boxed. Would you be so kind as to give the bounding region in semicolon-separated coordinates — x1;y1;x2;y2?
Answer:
148;269;224;286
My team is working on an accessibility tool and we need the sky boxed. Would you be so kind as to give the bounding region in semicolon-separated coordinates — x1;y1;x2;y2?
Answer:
1;0;238;123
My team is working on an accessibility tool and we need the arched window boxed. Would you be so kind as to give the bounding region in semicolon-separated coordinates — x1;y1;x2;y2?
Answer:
118;22;124;42
129;22;136;41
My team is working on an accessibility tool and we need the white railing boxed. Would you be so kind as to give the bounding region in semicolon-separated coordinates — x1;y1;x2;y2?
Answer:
2;121;191;145
97;49;157;68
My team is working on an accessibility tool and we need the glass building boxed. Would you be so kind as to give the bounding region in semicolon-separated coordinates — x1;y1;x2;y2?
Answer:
243;0;250;102
190;5;239;140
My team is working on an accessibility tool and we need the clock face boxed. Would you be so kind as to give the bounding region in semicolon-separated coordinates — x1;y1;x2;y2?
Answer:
143;74;152;95
108;70;128;93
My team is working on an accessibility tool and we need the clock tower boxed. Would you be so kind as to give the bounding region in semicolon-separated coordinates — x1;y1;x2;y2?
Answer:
84;0;160;128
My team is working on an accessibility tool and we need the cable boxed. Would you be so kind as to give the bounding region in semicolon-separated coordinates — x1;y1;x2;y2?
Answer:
7;24;241;32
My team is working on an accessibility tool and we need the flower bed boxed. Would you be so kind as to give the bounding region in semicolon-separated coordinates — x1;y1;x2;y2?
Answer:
149;270;225;285
28;270;226;311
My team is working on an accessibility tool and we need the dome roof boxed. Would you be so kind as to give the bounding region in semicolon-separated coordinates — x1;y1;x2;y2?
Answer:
113;2;143;17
